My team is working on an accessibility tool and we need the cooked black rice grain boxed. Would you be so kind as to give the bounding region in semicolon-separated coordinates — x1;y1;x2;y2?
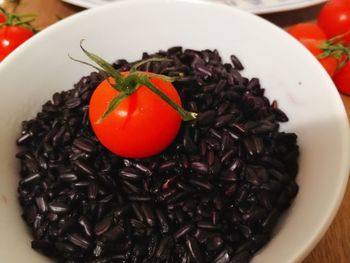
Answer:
16;47;299;262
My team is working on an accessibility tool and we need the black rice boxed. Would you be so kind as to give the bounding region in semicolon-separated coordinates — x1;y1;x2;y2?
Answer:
16;47;299;262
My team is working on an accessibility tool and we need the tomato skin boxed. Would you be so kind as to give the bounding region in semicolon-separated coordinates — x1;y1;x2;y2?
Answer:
333;61;350;95
287;23;326;41
0;26;34;61
300;39;339;77
89;73;182;158
0;13;6;23
318;0;350;44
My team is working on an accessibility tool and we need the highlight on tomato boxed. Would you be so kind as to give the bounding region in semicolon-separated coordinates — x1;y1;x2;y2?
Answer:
73;41;197;158
0;8;36;62
318;0;350;45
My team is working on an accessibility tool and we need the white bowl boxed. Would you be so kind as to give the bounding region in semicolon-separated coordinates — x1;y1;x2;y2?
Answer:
0;0;349;262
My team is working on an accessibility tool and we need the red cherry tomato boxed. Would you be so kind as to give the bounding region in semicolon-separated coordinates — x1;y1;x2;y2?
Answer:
300;39;339;77
318;0;350;44
0;26;34;61
287;22;326;41
89;73;182;158
333;61;350;95
0;12;6;23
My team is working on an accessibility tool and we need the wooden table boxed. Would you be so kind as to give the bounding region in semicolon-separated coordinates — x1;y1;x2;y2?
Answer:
3;1;350;262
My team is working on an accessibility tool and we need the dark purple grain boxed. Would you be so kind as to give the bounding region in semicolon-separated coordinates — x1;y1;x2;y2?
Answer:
141;204;156;227
183;128;197;153
24;205;37;224
132;203;145;222
128;194;152;202
73;181;89;187
238;225;253;239
134;162;152;175
215;114;235;128
52;92;62;106
189;178;214;191
16;132;33;145
119;167;142;181
67;233;90;249
48;202;69;214
242;208;268;223
73;138;95;153
16;48;299;263
230;251;252;263
78;217;92;237
212;210;220;225
197;221;221;230
213;248;231;263
88;181;98;200
261;180;283;192
21;173;41;185
174;224;193;239
103;225;124;241
155;209;169;233
65;97;82;109
197;110;217;126
191;161;209;174
206;235;224;251
159;160;177;172
177;180;196;193
94;215;113;236
35;196;47;213
186;235;204;263
193;229;212;244
155;236;172;260
168;191;188;204
75;160;94;175
209;128;222;140
274;108;289;122
269;168;289;182
230;55;244;70
55;242;76;253
59;172;78;182
225;184;237;196
47;212;58;222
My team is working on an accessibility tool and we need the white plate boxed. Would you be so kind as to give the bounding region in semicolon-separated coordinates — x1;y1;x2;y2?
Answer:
62;0;326;14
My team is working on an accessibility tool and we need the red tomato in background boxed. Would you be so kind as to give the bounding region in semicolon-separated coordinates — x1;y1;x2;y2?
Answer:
287;22;326;41
333;61;350;95
89;73;182;158
0;26;34;61
300;39;339;76
0;13;6;23
318;0;350;44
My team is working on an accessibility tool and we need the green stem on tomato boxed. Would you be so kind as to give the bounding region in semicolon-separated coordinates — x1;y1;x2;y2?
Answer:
12;17;36;26
97;91;133;124
0;7;37;32
141;77;197;121
79;40;124;86
130;57;172;72
68;54;117;91
149;72;184;83
74;41;198;122
317;32;350;70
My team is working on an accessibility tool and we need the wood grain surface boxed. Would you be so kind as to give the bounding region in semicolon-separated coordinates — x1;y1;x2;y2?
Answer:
2;1;350;262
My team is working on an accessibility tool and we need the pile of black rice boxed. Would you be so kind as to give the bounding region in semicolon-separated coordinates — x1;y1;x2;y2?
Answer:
16;47;299;263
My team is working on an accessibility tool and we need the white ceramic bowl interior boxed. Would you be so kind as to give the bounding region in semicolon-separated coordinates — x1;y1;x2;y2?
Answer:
0;0;349;262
